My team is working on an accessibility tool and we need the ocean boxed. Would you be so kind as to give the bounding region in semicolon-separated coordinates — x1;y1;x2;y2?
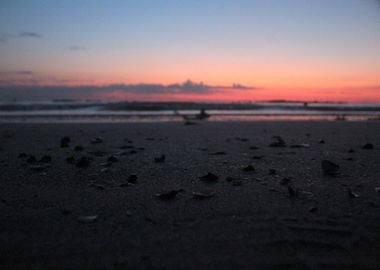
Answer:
0;101;379;123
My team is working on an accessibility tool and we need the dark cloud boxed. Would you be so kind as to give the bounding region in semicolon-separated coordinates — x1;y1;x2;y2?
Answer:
19;32;43;38
0;71;37;86
0;70;34;75
68;45;87;51
0;80;256;101
0;33;14;42
100;80;255;95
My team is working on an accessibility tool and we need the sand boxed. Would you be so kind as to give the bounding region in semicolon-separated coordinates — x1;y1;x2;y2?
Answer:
0;121;379;269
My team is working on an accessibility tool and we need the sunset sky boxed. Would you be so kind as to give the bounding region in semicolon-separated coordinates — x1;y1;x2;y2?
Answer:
0;0;379;102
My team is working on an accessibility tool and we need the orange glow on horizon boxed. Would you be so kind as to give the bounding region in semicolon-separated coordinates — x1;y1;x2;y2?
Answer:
1;68;379;103
93;85;380;103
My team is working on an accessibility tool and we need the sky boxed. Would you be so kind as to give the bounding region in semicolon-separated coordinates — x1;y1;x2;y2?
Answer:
0;0;379;102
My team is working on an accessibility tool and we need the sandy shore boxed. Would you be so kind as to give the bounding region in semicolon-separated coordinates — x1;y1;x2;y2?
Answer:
0;121;379;269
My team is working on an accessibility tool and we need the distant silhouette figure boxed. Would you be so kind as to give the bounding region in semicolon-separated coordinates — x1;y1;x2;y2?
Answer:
195;109;209;120
179;108;210;123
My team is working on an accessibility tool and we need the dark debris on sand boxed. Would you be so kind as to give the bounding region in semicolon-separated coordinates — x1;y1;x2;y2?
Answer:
30;164;50;172
18;153;27;158
75;156;91;168
193;190;215;199
26;156;37;164
287;185;298;198
321;160;340;176
60;136;71;148
290;143;310;148
90;137;103;144
348;188;360;198
107;155;119;163
39;155;52;163
154;155;166;163
280;177;291;185
362;143;374;150
242;165;255;172
127;174;138;184
210;151;226;156
269;136;286;147
200;172;218;182
74;145;84;152
66;156;76;164
226;176;243;186
156;189;184;200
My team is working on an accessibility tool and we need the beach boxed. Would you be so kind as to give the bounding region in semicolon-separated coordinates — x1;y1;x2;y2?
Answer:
0;121;379;269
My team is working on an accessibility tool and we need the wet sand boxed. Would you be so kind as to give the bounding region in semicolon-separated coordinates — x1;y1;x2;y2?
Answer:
0;121;379;269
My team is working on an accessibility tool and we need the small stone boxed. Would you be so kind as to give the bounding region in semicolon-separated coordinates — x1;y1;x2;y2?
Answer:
200;172;218;182
236;137;249;142
18;153;27;158
76;156;91;168
39;155;52;163
242;165;255;172
362;143;374;150
288;186;298;198
60;136;71;148
78;215;98;223
100;168;109;173
348;188;360;198
268;169;277;175
210;151;226;155
30;164;48;171
127;174;138;184
156;189;184;200
226;176;235;182
290;144;310;148
308;206;317;213
26;156;37;164
107;155;119;163
89;150;106;157
232;180;243;186
154;155;165;163
91;137;103;144
95;184;105;190
193;190;215;199
280;177;291;185
74;145;84;152
321;160;340;176
119;145;133;149
99;162;112;167
61;209;71;215
318;139;325;144
269;136;286;147
66;156;75;164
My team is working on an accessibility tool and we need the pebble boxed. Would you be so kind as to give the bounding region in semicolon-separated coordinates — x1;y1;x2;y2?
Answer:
321;160;340;176
200;172;218;182
60;136;71;148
